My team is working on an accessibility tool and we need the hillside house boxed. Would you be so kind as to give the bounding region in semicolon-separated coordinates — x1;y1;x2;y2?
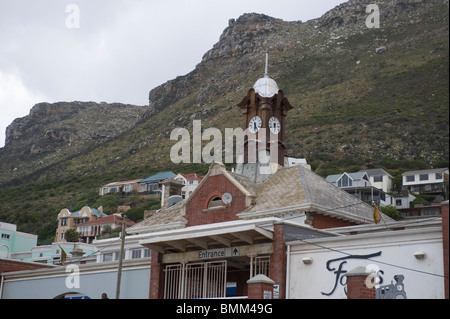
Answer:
76;214;135;244
402;168;449;202
325;171;388;206
362;168;393;193
55;206;107;243
99;179;142;196
174;173;204;199
138;171;176;194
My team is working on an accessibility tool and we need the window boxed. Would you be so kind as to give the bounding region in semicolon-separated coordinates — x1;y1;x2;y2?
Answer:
423;209;438;216
406;175;415;182
103;253;113;262
396;199;402;206
208;196;223;208
108;187;118;193
373;175;383;183
436;173;443;180
124;184;131;193
419;174;429;181
114;252;125;260
148;183;158;191
144;248;151;258
61;218;68;226
338;175;352;187
1;233;10;239
131;249;142;259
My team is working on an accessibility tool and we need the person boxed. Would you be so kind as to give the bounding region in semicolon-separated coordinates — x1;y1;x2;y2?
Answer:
101;292;109;299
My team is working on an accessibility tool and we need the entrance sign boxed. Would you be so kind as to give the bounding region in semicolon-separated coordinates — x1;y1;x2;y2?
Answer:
162;243;272;264
198;247;239;260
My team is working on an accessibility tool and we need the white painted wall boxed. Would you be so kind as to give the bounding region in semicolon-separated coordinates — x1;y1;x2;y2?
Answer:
287;226;444;299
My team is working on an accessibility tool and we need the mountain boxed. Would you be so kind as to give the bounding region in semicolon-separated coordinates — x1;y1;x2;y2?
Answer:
0;0;448;243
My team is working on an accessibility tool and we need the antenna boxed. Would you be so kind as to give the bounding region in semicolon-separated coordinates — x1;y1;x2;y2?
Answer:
264;52;269;78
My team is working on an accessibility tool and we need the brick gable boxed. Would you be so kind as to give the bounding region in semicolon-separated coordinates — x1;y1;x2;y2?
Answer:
185;174;249;226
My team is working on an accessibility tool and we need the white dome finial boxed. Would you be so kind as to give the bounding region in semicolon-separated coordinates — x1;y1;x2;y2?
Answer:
253;52;278;97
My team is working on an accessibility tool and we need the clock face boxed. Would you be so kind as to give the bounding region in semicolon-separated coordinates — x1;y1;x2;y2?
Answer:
248;116;262;133
268;117;281;134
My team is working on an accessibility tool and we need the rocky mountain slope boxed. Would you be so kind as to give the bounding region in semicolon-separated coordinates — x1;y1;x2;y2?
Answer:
0;102;147;184
0;0;448;242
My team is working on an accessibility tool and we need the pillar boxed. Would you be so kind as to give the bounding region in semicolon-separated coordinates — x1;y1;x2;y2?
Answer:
149;250;164;299
269;223;286;299
346;266;376;299
247;274;274;299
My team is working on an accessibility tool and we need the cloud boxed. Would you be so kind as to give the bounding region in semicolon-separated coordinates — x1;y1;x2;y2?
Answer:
0;70;48;147
0;0;345;148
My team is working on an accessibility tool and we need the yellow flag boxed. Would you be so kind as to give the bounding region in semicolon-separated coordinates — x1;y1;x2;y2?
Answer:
60;246;67;265
373;204;382;224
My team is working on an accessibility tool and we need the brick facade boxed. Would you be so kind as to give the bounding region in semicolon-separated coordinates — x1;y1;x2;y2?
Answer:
149;250;164;299
185;174;248;226
346;266;376;299
270;224;286;299
306;212;358;229
0;258;53;274
247;275;275;299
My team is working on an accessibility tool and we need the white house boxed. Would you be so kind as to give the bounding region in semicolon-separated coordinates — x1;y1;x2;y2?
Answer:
362;168;393;193
325;171;389;206
402;168;448;201
174;173;204;199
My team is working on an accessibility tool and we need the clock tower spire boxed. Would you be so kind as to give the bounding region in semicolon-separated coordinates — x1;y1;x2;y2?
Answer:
235;53;293;183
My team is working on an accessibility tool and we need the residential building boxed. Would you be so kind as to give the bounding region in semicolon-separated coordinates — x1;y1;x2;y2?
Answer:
93;234;151;264
99;179;142;196
76;214;135;243
362;168;393;193
138;171;176;193
0;222;37;259
402;168;449;202
11;242;98;265
387;192;416;210
55;206;107;243
397;168;449;219
325;171;388;206
174;173;204;199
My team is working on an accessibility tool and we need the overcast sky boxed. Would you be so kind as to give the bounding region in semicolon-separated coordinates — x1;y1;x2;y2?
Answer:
0;0;345;148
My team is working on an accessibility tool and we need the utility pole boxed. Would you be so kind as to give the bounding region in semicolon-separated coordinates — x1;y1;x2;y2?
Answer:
116;215;127;299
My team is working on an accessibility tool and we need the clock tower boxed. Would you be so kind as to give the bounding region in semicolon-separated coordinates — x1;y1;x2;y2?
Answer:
235;54;293;183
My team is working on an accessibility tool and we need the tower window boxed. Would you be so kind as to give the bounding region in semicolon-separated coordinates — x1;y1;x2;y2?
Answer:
208;196;223;208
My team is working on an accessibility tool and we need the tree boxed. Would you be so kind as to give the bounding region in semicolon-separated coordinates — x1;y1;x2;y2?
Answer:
93;194;118;214
65;229;79;242
379;205;403;221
